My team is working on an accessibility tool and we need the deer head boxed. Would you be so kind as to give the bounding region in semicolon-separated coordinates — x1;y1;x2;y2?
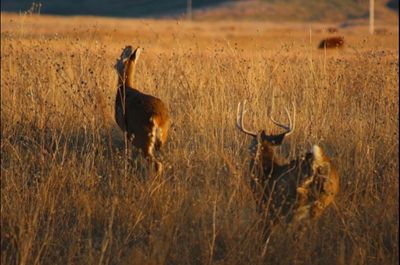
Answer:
236;100;296;175
115;45;142;88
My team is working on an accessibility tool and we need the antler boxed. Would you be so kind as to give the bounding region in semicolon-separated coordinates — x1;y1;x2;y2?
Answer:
236;100;257;137
269;101;296;136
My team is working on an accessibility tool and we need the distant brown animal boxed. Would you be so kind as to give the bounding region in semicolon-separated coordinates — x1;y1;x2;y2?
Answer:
236;101;339;240
115;46;170;174
318;36;344;49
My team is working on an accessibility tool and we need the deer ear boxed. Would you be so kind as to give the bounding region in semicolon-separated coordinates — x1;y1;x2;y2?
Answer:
130;47;142;62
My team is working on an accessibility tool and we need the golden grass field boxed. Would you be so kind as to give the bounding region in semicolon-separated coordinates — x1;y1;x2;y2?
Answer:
1;12;399;265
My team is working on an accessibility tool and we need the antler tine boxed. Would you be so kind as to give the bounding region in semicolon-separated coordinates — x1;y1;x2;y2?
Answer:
236;100;258;137
270;101;296;136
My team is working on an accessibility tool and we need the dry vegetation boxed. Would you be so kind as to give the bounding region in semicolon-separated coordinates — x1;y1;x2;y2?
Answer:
1;12;399;265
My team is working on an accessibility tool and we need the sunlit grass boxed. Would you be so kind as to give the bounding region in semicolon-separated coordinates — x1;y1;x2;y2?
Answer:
1;13;398;265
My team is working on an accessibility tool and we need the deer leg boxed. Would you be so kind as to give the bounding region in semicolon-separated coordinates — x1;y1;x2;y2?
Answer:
145;148;163;176
123;132;131;173
124;131;129;157
146;122;163;176
153;159;163;175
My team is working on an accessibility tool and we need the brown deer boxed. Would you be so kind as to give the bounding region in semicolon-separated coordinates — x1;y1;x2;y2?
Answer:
115;46;170;174
236;101;339;239
318;36;344;49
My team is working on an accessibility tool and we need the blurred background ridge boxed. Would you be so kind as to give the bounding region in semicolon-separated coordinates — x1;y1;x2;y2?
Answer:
1;0;399;23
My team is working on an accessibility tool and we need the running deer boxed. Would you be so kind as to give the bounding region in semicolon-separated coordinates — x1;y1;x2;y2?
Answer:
236;101;339;237
114;46;170;174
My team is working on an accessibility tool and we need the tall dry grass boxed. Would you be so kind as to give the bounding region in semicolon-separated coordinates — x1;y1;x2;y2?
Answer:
1;13;399;265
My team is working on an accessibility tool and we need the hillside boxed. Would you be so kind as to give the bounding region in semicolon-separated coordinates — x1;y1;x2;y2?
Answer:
194;0;399;24
1;0;225;18
1;0;398;23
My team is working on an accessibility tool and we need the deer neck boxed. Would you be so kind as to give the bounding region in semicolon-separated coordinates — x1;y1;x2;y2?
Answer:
124;60;137;88
258;145;288;174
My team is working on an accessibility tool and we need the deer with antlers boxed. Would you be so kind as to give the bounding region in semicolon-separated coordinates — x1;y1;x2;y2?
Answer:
115;46;170;175
236;100;339;239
